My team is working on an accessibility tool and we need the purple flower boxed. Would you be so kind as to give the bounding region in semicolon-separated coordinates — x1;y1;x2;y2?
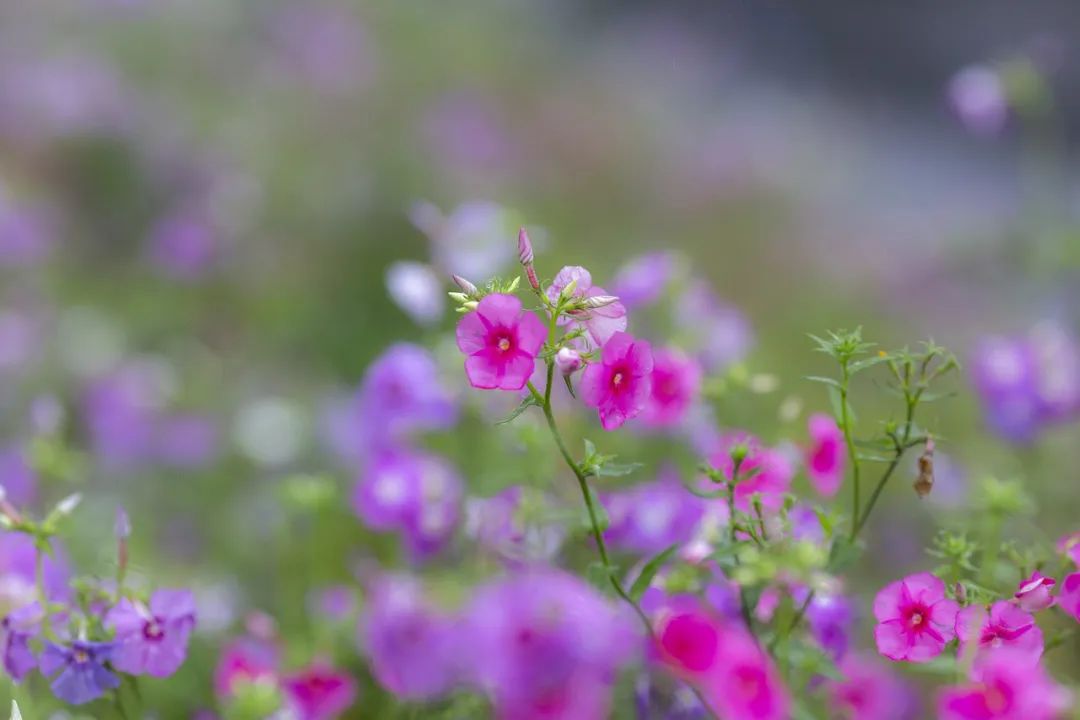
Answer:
385;261;444;326
81;363;165;471
0;533;71;608
40;640;119;705
0;199;54;267
0;445;37;508
464;487;565;564
456;294;547;391
674;281;753;372
308;586;355;621
604;466;704;554
805;593;855;662
421;95;516;184
971;335;1042;442
410;201;515;280
267;2;375;94
464;569;636;718
948;65;1008;137
147;205;219;280
1;603;41;681
547;266;628;347
154;414;219;469
105;589;196;677
611;252;676;311
360;575;460;700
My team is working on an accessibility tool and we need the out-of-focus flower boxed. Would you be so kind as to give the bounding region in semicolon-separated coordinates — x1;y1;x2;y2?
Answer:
827;654;913;720
282;662;358;720
360;575;460;700
308;586;355;622
106;589;196;677
155;414;220;469
147;204;219;280
635;674;709;720
213;636;279;698
642;348;701;428
948;65;1008;137
707;433;794;513
1058;531;1080;568
1055;572;1080;622
464;487;564;564
547;266;628;347
267;2;375;94
873;572;959;662
611;252;676;310
0;446;36;508
0;309;42;374
654;605;724;683
804;413;845;497
40;640;119;705
410;201;515;280
604;466;704;554
464;569;636;719
0;533;70;611
805;592;855;662
938;650;1070;720
82;361;167;471
703;630;788;720
385;261;444;326
0;198;54;268
956;601;1043;669
233;397;307;468
0;602;41;681
674;280;753;372
456;294;547;391
580;331;653;430
1015;571;1056;612
1029;322;1080;422
421;93;516;183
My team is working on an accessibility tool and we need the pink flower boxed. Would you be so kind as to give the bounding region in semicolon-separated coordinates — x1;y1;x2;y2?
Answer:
654;607;724;681
804;413;844;496
703;631;789;720
641;348;701;427
554;347;582;376
956;601;1043;669
1015;571;1056;613
828;654;912;720
282;662;358;720
580;332;653;430
546;266;627;347
707;434;794;513
873;572;959;662
1056;572;1080;622
213;637;278;698
456;294;547;391
1057;531;1080;568
939;650;1070;720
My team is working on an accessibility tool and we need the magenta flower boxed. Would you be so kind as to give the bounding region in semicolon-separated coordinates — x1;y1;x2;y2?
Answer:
105;589;196;677
546;266;628;347
282;663;358;720
828;654;913;720
703;630;789;720
707;434;794;513
804;413;845;496
956;601;1043;669
611;252;676;310
1056;572;1080;622
1015;571;1056;613
642;348;702;428
939;650;1071;720
456;294;547;391
213;636;279;698
873;572;959;662
580;331;653;430
654;605;725;682
40;640;119;705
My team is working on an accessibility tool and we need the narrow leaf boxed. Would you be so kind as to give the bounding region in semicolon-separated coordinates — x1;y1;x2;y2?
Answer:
495;396;538;425
629;543;681;602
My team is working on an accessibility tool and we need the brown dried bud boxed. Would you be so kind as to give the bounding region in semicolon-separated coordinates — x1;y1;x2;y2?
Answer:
914;436;935;498
954;581;967;605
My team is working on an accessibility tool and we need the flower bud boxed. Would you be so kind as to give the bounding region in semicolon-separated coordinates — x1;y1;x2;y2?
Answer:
115;506;131;540
452;274;479;296
517;227;534;266
582;295;620;310
555;347;583;375
461;301;479;312
54;493;82;517
558;278;579;302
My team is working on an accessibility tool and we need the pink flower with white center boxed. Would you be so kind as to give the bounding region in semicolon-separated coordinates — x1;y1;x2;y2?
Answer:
956;601;1043;669
1055;572;1080;622
641;348;701;428
579;331;653;431
546;266;627;347
456;294;547;391
938;650;1071;720
804;413;845;497
873;572;959;662
1015;571;1056;613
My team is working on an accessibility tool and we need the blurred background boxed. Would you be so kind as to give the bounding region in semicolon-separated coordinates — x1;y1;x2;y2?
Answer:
1;0;1079;716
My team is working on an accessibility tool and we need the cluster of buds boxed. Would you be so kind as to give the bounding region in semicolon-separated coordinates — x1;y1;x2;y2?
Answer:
447;273;521;313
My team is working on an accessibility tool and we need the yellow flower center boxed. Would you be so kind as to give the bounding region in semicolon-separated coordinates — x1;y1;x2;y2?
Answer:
498;338;511;352
612;372;624;386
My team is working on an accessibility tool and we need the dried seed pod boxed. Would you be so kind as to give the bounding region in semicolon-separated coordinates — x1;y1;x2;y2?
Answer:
914;436;935;498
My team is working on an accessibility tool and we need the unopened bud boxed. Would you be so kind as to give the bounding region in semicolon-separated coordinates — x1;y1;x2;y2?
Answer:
452;274;479;296
558;278;579;302
54;493;82;517
115;507;131;539
517;228;534;266
461;301;479;311
914;436;935;499
555;348;583;375
447;292;469;303
582;295;620;310
507;276;521;293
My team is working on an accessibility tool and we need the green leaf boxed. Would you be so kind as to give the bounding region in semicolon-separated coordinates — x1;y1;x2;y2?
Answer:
848;355;891;374
563;374;576;398
629;543;681;602
583;438;597;458
585;561;615;592
595;462;643;478
804;375;841;388
495;395;538;425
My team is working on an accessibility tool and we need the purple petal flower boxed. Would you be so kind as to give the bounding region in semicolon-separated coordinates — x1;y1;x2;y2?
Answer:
410;201;515;280
154;414;220;469
674;281;753;372
106;589;196;677
0;445;37;508
385;261;445;326
547;266;628;347
947;65;1008;137
147;206;219;280
604;466;704;554
970;335;1041;442
805;593;855;662
0;199;54;267
0;533;71;608
1;602;41;681
40;641;119;705
611;252;676;311
464;487;565;564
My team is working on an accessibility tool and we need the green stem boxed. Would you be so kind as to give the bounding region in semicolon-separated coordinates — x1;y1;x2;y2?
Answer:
839;364;861;542
33;538;57;642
